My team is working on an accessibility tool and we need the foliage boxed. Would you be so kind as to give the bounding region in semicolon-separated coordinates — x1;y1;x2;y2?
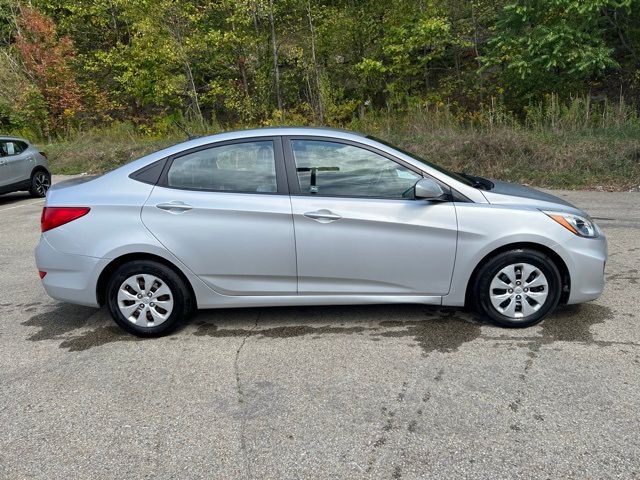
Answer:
0;0;638;138
481;0;633;105
13;6;82;135
42;103;640;191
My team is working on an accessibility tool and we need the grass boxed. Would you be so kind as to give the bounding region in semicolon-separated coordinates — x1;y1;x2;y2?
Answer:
39;123;179;175
37;101;640;191
353;116;640;190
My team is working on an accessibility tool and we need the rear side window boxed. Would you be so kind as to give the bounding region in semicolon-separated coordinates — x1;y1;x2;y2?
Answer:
167;141;277;193
15;141;28;154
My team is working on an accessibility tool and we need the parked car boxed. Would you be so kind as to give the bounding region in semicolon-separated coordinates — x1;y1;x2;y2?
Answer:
0;136;51;198
35;128;606;336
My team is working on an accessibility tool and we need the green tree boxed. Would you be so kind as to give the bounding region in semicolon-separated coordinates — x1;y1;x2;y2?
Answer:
481;0;630;104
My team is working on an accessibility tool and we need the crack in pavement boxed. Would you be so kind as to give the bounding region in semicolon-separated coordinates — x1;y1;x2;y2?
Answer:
235;310;260;480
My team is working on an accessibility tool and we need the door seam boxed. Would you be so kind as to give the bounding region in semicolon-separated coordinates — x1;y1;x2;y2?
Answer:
288;195;300;294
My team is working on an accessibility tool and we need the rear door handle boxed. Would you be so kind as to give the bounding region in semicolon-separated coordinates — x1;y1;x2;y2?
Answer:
303;209;342;222
156;201;193;213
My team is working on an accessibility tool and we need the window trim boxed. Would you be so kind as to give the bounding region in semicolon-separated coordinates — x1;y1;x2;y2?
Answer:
157;136;289;195
281;136;449;201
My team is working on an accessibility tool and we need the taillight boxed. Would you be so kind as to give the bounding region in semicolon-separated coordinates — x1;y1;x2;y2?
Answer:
38;271;47;279
41;207;90;233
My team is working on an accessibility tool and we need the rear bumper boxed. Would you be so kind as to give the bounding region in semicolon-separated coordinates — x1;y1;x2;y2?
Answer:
35;236;103;307
553;229;607;305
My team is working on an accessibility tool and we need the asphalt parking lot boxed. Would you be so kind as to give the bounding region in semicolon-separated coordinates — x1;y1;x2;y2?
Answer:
0;178;639;479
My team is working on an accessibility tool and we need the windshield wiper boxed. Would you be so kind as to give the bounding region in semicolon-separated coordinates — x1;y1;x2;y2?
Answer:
457;173;494;191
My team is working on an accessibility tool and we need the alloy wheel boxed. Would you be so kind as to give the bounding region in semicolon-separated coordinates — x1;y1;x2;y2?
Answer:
34;172;50;196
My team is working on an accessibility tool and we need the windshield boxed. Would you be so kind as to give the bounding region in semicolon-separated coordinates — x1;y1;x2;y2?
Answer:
367;135;475;187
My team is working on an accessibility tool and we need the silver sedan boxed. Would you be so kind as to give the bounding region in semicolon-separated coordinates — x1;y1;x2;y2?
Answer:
35;128;607;336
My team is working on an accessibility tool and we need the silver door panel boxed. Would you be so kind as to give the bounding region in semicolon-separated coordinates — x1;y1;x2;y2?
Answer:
0;153;29;185
141;186;297;295
290;196;458;295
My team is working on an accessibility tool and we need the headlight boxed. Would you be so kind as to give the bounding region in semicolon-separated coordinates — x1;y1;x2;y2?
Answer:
542;210;598;238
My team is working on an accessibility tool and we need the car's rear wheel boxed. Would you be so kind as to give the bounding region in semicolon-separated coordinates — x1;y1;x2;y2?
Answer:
29;170;51;198
473;249;562;328
106;260;192;337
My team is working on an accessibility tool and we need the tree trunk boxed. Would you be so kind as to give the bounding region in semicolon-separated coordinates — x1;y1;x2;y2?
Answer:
230;18;250;98
307;0;323;122
166;6;204;127
268;0;283;111
184;60;203;127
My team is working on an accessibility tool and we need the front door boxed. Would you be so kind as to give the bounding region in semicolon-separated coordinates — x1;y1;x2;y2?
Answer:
285;138;458;295
0;140;29;187
141;138;297;295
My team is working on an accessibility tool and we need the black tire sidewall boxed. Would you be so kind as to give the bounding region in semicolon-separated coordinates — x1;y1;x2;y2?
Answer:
475;249;561;328
106;260;190;337
29;170;51;198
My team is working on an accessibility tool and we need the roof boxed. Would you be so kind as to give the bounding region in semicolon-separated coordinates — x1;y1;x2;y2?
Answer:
0;135;29;143
194;126;366;141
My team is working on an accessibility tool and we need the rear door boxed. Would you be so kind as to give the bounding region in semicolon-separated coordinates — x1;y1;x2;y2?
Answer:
141;137;297;295
284;137;458;295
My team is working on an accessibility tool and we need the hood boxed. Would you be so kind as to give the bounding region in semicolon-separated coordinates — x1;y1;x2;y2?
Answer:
481;180;580;211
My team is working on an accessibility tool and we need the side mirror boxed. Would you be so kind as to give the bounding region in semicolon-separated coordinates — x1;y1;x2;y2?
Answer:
414;178;447;201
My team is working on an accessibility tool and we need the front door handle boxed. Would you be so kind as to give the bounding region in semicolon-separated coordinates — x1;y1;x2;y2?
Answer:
303;209;342;222
156;201;193;213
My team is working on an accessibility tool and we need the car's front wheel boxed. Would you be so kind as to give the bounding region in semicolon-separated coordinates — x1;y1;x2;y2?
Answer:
106;260;193;337
29;170;51;198
473;249;562;328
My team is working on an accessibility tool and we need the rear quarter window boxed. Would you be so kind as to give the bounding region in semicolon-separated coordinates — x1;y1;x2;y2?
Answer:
15;141;28;154
129;158;168;185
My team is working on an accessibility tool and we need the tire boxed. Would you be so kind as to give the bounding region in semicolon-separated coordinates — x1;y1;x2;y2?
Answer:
106;260;193;337
29;169;51;198
472;249;562;328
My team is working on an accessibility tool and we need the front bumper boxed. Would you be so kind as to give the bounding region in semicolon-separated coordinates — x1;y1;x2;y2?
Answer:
35;235;104;307
552;228;607;305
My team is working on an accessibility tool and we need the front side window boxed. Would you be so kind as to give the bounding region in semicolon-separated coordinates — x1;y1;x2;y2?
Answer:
167;141;277;193
291;140;422;198
0;141;25;157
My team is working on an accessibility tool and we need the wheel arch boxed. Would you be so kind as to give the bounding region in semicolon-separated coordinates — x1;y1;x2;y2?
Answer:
96;252;197;308
464;242;571;308
30;164;50;178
